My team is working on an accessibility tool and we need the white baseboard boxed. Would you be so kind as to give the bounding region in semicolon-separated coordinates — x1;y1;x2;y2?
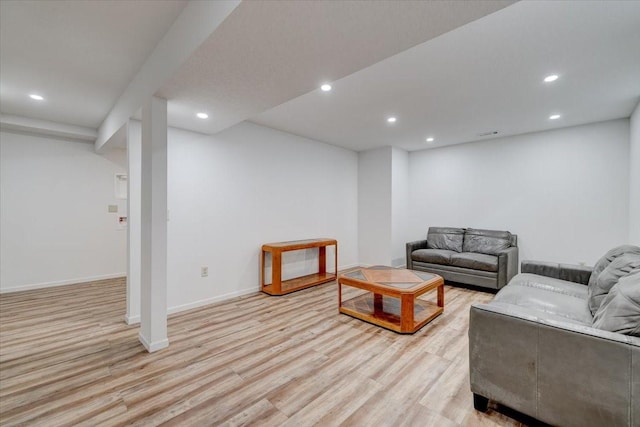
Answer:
138;332;169;353
0;272;127;294
338;263;359;271
391;258;406;268
123;286;260;325
125;314;140;325
349;263;406;269
167;286;259;316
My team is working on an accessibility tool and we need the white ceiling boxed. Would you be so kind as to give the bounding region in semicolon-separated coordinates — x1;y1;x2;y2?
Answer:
1;1;639;153
157;0;513;136
0;0;187;128
253;0;640;151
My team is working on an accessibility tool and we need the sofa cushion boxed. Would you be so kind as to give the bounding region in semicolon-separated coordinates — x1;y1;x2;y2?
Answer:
588;244;640;289
426;227;464;252
462;228;512;255
592;270;640;336
588;253;640;315
449;252;498;272
411;248;455;266
494;273;592;325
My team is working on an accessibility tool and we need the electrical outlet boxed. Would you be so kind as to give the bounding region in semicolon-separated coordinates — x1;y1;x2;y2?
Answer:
201;266;208;277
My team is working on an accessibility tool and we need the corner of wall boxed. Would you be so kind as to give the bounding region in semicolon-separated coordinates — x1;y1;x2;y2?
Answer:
629;100;640;244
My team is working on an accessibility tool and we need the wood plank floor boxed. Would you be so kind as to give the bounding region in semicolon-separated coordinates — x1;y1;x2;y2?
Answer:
0;277;527;426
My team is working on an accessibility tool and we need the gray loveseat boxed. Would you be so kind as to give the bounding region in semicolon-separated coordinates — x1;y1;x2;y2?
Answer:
406;227;518;290
469;245;640;427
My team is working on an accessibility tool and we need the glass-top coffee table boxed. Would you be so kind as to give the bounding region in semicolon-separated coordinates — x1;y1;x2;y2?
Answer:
338;266;444;334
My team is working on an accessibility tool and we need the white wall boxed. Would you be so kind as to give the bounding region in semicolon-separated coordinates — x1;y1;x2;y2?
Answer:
408;119;630;266
4;115;632;309
163;121;358;312
126;122;141;323
358;147;392;266
629;101;640;244
0;130;127;292
391;147;410;267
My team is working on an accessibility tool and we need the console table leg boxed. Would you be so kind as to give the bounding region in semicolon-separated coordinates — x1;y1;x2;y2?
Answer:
319;246;326;275
272;251;282;294
260;250;265;288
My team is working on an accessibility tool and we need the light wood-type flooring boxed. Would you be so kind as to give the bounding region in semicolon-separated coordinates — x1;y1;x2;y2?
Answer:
0;276;528;426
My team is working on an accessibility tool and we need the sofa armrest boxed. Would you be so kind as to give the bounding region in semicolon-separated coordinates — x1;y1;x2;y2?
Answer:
469;303;639;426
406;239;428;269
521;260;593;285
496;246;518;289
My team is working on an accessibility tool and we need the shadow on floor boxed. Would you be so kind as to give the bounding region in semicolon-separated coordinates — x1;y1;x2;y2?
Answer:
492;403;552;427
444;280;500;294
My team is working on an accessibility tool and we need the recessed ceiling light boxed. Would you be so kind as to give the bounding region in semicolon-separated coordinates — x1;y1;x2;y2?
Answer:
196;112;209;119
477;131;499;137
29;94;44;101
320;84;332;92
544;74;559;83
549;114;561;120
426;137;434;143
387;117;397;123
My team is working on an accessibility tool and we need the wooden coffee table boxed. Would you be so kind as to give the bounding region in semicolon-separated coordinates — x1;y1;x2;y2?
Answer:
338;266;444;334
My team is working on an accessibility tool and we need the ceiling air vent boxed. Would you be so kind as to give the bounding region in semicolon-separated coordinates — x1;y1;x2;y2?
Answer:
477;131;499;137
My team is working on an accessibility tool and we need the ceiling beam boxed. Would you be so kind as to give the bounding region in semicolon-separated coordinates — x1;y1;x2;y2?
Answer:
0;114;98;142
94;0;240;152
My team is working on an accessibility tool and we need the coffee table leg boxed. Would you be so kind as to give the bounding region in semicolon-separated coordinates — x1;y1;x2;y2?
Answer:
373;293;383;312
400;295;414;333
437;284;445;308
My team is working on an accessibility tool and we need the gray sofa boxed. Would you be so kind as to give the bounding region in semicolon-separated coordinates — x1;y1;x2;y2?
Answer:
406;227;518;290
469;245;640;427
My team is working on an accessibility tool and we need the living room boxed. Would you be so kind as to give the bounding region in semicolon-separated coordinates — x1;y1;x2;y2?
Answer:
1;1;639;426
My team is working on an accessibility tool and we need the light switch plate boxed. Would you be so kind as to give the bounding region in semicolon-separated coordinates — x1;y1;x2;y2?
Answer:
108;205;118;213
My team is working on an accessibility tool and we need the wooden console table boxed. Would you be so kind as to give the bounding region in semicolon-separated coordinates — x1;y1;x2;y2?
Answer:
261;238;338;295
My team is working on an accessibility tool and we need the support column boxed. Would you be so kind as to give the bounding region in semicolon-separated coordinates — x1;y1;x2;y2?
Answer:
126;121;142;324
139;97;168;352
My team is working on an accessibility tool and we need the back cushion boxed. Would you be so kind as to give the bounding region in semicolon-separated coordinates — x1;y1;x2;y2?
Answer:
588;245;640;289
592;270;640;336
462;228;512;255
426;227;464;252
588;253;640;315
